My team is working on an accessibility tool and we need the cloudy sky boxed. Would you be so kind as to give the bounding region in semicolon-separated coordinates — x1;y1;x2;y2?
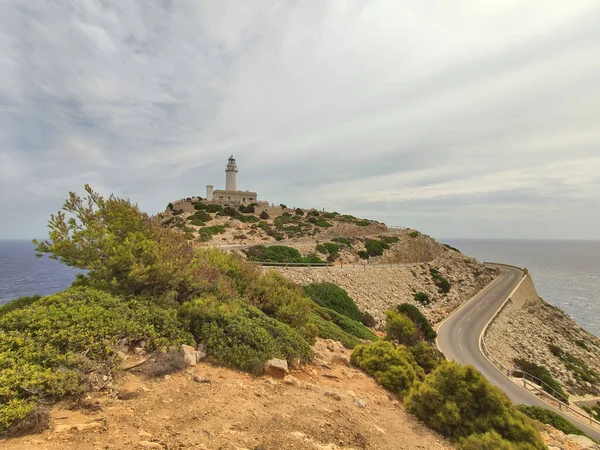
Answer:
1;1;599;240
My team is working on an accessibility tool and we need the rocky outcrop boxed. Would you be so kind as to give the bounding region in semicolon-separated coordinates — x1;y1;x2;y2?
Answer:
486;277;600;397
274;242;494;327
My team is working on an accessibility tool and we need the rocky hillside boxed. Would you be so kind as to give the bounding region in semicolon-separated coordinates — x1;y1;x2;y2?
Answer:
272;234;494;327
2;339;454;450
486;282;600;398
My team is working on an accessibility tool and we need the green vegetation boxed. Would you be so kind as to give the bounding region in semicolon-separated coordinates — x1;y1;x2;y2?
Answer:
409;341;442;374
351;341;421;396
313;307;377;342
358;251;369;260
549;345;600;385
430;268;451;293
413;291;432;306
457;431;516;450
294;208;304;216
581;401;600;420
198;225;227;241
517;405;591;438
364;239;389;257
381;236;399;244
385;310;419;346
189;219;206;227
308;312;361;349
0;287;191;435
307;210;320;217
179;298;313;375
443;243;461;253
315;242;341;255
245;245;326;265
0;295;41;316
355;220;371;227
406;361;545;449
409;231;419;238
321;212;338;219
315;219;333;228
331;237;352;247
397;303;437;341
513;358;567;402
194;202;207;210
303;282;363;323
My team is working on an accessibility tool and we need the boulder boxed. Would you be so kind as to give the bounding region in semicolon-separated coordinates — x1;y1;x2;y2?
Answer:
264;358;288;378
181;344;197;367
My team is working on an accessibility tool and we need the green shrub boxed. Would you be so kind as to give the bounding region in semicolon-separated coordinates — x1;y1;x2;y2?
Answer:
443;243;461;252
517;405;589;437
355;220;371;227
548;346;600;386
315;244;327;254
316;307;377;341
295;208;304;216
194;202;207;210
315;219;333;228
430;268;451;293
0;287;192;434
167;202;174;210
303;282;363;322
245;245;325;265
364;239;389;257
307;210;320;217
361;311;377;328
190;211;212;222
513;359;567;402
172;209;184;215
358;251;369;260
381;236;399;244
385;311;420;346
457;431;516;450
206;204;223;213
397;303;437;341
405;361;545;449
308;312;362;349
409;341;442;374
178;297;313;375
332;237;352;247
409;231;419;238
321;212;338;219
0;295;41;316
190;219;205;227
413;291;432;305
239;204;255;214
351;341;420;396
260;211;270;220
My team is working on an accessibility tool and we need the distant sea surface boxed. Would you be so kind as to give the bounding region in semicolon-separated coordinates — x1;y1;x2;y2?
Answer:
1;239;598;337
443;239;600;337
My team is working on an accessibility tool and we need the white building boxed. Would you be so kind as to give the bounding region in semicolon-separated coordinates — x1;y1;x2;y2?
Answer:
206;155;259;205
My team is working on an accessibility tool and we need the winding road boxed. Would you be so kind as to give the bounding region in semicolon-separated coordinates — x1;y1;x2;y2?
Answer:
437;265;600;441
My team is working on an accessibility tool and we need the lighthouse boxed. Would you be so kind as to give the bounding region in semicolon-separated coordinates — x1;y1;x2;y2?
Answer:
225;155;238;191
207;155;258;205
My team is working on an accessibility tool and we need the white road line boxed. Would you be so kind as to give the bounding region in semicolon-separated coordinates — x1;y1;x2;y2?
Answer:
466;317;472;322
459;344;464;351
458;327;462;334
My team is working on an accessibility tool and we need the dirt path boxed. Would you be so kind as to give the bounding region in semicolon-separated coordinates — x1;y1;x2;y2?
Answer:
3;343;453;450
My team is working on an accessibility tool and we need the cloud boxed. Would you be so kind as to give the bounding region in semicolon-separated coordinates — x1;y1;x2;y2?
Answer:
1;0;599;239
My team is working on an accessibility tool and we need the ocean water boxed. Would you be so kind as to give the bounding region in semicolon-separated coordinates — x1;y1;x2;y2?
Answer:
442;239;600;338
0;240;83;304
1;238;598;338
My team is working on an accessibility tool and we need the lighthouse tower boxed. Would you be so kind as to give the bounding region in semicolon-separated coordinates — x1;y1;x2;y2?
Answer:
225;155;238;191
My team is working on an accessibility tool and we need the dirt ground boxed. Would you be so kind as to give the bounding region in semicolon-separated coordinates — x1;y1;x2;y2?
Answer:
2;344;453;450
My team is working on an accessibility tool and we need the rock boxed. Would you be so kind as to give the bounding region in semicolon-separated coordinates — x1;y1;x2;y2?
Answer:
312;358;331;368
264;358;288;378
353;398;367;408
55;419;105;433
289;358;301;369
138;442;164;449
332;354;350;366
324;391;342;401
133;347;145;355
181;344;197;367
283;375;302;387
191;375;211;384
264;378;278;386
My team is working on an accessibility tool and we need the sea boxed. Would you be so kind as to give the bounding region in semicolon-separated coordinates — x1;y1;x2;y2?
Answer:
0;238;598;337
442;239;600;338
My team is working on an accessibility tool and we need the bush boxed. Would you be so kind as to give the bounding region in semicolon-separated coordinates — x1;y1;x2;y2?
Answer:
409;341;442;374
355;220;371;227
316;307;377;341
413;291;432;305
548;345;600;386
194;202;207;210
315;219;333;228
443;243;461;253
190;219;205;227
513;359;567;402
245;245;325;265
206;204;223;213
358;251;369;260
303;282;363;322
321;212;338;219
351;341;420;396
1;401;50;437
361;311;377;328
190;211;212;222
381;236;399;244
430;268;451;293
260;211;270;220
308;312;362;349
364;239;389;257
178;298;313;375
0;295;41;316
307;210;320;217
457;431;516;450
295;208;304;216
385;311;420;346
397;303;437;341
405;361;545;449
0;287;192;434
409;231;419;238
147;349;186;378
239;204;255;214
517;405;590;437
332;237;352;247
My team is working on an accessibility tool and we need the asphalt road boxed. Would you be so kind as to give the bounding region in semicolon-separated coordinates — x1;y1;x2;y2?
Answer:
437;265;600;441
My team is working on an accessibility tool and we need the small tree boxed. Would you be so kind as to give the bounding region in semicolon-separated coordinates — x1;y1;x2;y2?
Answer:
260;211;270;220
295;208;304;216
385;311;420;346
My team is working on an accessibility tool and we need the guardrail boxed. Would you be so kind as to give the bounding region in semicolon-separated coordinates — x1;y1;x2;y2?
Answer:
249;261;416;269
479;272;600;428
